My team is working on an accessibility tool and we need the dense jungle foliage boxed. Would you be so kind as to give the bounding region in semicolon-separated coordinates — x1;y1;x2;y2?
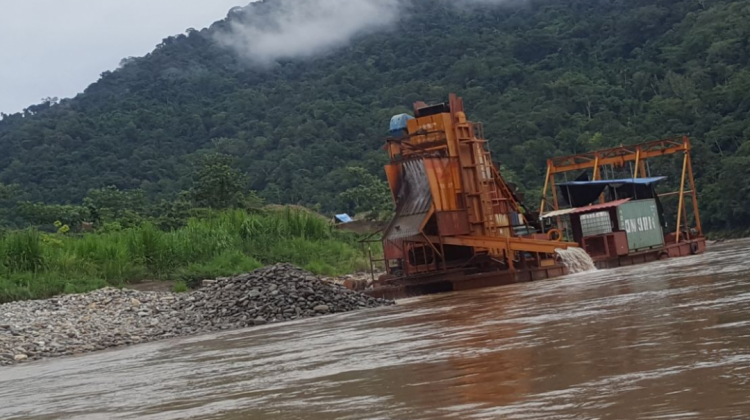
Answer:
1;0;749;233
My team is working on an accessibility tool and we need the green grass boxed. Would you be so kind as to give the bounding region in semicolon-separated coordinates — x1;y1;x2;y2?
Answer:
172;281;189;293
0;208;368;303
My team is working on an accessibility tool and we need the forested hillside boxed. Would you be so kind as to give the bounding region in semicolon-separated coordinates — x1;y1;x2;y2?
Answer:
1;0;749;232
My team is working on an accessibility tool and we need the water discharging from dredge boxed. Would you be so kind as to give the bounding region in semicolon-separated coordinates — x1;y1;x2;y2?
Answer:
556;246;598;273
2;240;750;420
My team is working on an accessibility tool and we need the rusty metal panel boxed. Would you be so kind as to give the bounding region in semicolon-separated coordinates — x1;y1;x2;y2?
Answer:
384;159;434;241
583;235;608;258
423;159;447;211
398;160;432;215
384;239;404;261
406;114;449;147
386;214;430;240
384;163;401;203
612;231;629;255
494;214;511;237
436;211;471;237
424;158;461;212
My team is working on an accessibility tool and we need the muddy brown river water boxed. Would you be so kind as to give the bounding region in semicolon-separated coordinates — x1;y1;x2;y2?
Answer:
2;240;750;419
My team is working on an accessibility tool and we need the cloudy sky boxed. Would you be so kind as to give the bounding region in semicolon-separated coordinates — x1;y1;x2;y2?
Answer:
0;1;244;115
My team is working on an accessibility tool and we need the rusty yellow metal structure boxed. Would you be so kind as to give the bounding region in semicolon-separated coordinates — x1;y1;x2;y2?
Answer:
381;94;576;279
539;136;703;243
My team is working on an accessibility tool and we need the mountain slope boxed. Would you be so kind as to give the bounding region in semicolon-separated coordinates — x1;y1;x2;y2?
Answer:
1;0;749;231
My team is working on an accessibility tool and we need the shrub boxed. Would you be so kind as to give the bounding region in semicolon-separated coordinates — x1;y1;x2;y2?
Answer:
172;281;189;293
1;230;45;273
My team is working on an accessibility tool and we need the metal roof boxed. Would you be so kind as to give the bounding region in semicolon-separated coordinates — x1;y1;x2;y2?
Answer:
570;198;632;214
540;208;578;219
540;198;632;219
335;214;353;223
557;177;666;187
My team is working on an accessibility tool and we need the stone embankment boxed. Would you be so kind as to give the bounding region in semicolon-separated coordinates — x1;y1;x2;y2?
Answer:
0;264;393;366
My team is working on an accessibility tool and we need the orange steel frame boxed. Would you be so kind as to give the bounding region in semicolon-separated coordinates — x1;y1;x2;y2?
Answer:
539;136;703;242
384;94;577;277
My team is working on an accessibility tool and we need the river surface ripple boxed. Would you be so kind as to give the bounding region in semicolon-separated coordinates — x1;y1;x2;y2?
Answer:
2;240;750;419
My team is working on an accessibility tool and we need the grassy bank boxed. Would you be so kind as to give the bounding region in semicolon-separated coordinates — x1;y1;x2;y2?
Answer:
0;208;372;303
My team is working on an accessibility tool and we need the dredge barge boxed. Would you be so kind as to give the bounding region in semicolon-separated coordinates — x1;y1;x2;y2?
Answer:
539;137;706;269
347;95;706;299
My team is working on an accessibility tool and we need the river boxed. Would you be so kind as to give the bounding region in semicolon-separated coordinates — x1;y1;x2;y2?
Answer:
2;240;749;419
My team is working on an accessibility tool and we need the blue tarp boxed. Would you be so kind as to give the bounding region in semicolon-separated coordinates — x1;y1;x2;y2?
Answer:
335;214;354;223
557;177;666;187
389;113;414;136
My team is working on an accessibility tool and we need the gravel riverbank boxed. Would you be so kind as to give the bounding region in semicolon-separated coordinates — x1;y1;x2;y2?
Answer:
0;264;393;366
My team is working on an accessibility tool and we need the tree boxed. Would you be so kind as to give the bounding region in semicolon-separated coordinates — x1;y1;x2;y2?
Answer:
16;202;89;228
0;183;20;227
0;0;749;233
83;186;146;226
150;193;195;230
340;167;393;220
0;183;19;202
190;154;261;209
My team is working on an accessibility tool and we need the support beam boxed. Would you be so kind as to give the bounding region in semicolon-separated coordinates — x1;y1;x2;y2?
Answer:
549;173;561;230
419;235;578;255
592;154;601;180
421;233;443;259
592;155;606;204
686;152;703;236
540;163;552;215
549;138;688;174
634;147;641;179
675;153;689;242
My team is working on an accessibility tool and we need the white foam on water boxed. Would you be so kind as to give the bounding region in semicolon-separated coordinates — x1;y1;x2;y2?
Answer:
555;247;597;273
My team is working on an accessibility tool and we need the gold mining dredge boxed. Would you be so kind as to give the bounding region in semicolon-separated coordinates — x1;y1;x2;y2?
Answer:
348;95;706;299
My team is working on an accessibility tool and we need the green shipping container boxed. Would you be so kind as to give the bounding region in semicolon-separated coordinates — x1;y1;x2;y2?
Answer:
617;199;664;251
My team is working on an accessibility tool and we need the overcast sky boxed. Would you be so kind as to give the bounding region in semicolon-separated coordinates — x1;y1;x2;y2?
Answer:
0;1;245;115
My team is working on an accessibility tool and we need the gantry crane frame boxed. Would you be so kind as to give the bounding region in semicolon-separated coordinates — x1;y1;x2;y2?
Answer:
539;136;702;243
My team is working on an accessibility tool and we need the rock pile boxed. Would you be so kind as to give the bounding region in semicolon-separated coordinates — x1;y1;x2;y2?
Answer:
323;271;386;287
0;264;393;366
